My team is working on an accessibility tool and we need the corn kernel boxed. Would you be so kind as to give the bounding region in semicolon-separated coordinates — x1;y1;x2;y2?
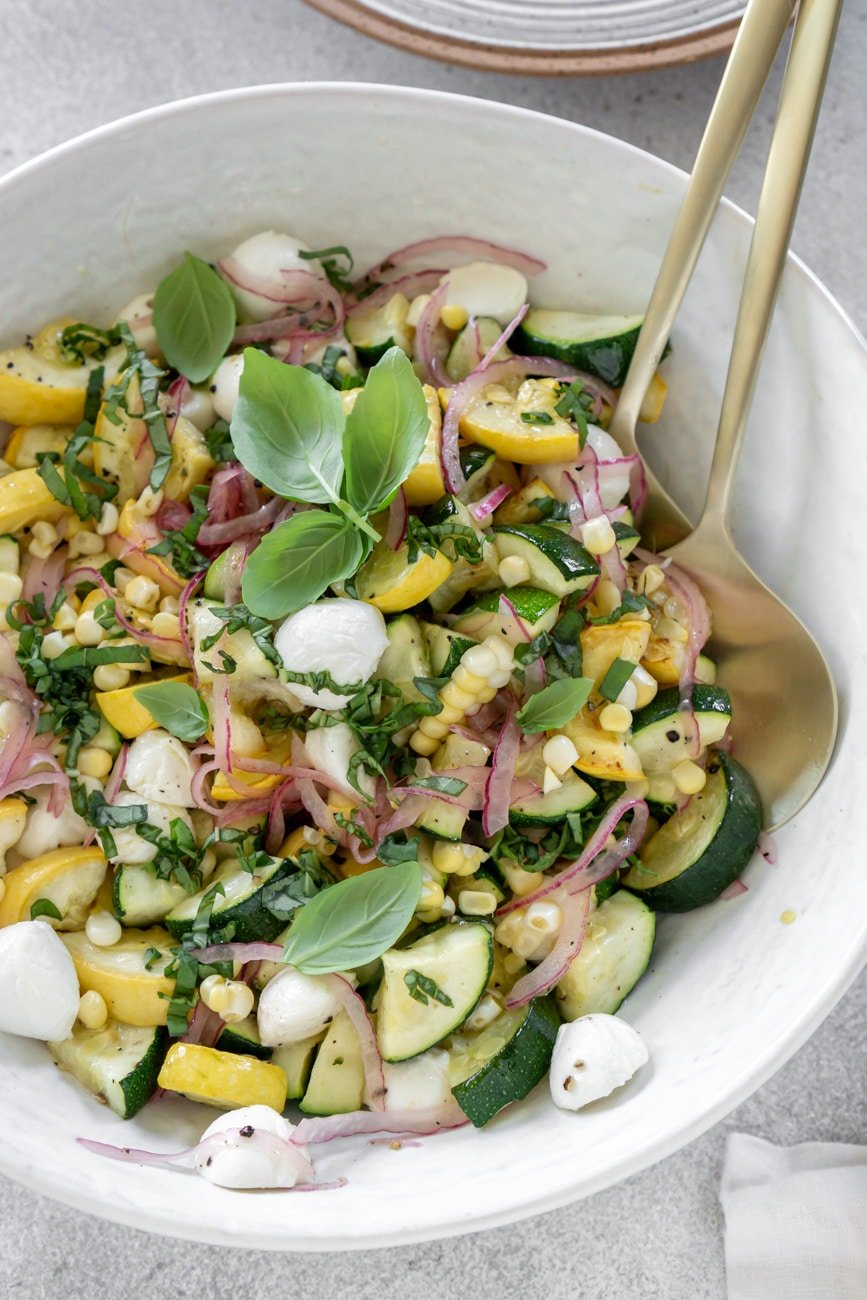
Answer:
599;703;632;733
69;530;105;558
616;679;638;710
92;663;131;692
440;303;469;331
593;580;622;616
51;600;78;633
0;571;23;609
672;759;707;795
97;502;119;536
85;910;122;947
580;515;616;555
406;294;431;328
41;630;73;660
77;747;113;779
452;666;487;694
631;665;658;708
113;567;136;595
32;520;58;548
461;644;497;679
640;565;666;595
440;681;477;711
458;889;497;916
409;732;439;757
500;861;544;897
542;765;562;794
73;610;104;647
542;733;579;776
465;993;501;1032
418;881;445;913
159;596;180;615
125;575;161;612
138;487;163;517
200;973;228;1013
436;702;464;726
487;636;515;670
151;611;181;638
77;990;108;1030
655;616;690;644
497;555;532;587
417;715;448;740
220;980;256;1024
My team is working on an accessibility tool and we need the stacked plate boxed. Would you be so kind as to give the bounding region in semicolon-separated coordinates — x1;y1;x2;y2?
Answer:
303;0;748;73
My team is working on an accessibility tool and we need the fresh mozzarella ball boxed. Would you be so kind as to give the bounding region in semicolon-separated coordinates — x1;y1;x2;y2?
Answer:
274;599;389;710
115;292;159;357
0;921;80;1041
195;1105;307;1189
383;1049;453;1112
304;722;375;799
257;968;343;1046
549;1014;648;1111
178;387;217;433
439;261;528;326
210;354;244;423
222;231;323;323
125;729;196;807
108;792;192;866
16;777;101;861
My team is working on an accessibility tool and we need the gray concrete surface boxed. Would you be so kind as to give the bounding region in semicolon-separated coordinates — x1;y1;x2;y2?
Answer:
0;2;865;1295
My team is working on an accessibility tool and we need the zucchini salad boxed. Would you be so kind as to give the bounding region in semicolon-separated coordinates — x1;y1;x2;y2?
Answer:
0;233;763;1191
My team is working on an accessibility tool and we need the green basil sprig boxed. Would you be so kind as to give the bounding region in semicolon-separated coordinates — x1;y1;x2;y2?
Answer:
133;681;210;742
152;253;237;384
281;860;422;974
241;510;366;617
233;346;428;619
515;676;594;733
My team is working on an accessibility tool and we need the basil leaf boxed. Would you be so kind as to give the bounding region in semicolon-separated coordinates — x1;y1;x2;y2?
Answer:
242;509;364;618
403;774;467;796
30;899;63;922
231;348;345;505
152;253;236;384
343;347;430;515
516;676;594;733
133;681;210;742
598;657;636;704
281;861;422;974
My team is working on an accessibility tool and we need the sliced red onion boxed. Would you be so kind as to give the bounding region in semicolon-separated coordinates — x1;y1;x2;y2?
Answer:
354;236;545;293
197;941;284;965
469;483;512;522
164;375;191;437
479;303;528;371
497;793;649;916
345;267;447;318
232;308;326;347
219;258;343;325
196;496;283;548
757;830;778;866
76;1129;316;1188
414;283;450;387
211;680;232;774
292;1102;468;1146
22;545;67;609
720;879;749;900
295;777;347;845
320;974;386;1111
665;561;712;714
523;655;547;698
156;498;192;534
385;489;408;551
505;888;592;1008
483;702;520;837
183;995;224;1049
177;571;203;679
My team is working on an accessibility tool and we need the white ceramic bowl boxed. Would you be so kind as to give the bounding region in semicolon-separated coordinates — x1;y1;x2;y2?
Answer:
0;84;864;1251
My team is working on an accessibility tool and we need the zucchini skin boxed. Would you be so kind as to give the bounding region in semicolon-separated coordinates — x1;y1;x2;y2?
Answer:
513;316;642;388
631;753;762;912
631;684;732;735
452;996;560;1128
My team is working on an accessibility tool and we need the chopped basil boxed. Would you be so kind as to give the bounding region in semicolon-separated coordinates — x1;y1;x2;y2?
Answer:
404;970;454;1008
30;899;62;922
598;657;636;703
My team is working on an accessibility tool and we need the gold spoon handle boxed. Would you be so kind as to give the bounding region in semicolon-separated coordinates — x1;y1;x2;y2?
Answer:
610;0;797;450
699;0;845;529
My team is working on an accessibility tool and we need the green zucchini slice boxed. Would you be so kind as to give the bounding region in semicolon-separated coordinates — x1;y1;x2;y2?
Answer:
48;1020;167;1119
622;751;762;911
377;922;494;1062
510;775;597;827
631;685;732;774
165;855;301;943
514;309;644;387
555;890;655;1020
492;523;599;598
449;996;560;1127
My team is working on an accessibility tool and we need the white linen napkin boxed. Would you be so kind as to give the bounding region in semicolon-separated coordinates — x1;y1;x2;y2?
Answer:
720;1133;867;1300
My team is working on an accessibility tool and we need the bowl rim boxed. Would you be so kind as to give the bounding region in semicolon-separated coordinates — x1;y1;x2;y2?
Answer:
0;81;865;1250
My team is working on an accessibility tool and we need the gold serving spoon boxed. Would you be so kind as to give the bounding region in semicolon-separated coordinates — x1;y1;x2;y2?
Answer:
609;0;798;549
659;0;842;831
